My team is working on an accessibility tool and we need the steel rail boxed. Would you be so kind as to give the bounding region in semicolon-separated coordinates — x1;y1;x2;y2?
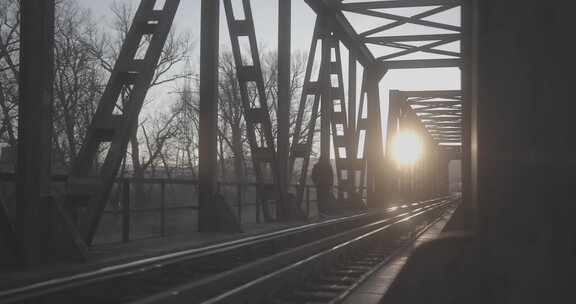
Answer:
130;197;456;303
0;197;452;303
199;199;454;304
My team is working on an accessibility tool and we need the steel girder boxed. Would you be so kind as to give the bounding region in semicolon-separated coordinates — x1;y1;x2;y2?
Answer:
289;13;385;206
20;0;465;249
289;19;323;208
391;90;463;156
303;0;462;205
67;0;181;245
16;0;88;261
306;0;462;70
224;0;288;221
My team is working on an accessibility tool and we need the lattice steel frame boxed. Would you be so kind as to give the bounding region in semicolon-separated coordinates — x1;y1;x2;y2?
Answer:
390;90;463;156
67;0;180;245
223;0;291;221
303;0;462;206
12;0;466;256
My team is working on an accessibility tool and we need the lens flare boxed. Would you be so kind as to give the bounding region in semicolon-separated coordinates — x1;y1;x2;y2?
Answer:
392;130;422;166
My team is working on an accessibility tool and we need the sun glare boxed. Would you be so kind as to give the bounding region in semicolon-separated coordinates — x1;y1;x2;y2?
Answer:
392;130;423;166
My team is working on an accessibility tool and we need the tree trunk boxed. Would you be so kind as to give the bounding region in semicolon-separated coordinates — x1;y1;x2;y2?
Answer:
218;131;226;181
231;122;244;182
0;85;16;146
185;141;197;178
130;129;146;208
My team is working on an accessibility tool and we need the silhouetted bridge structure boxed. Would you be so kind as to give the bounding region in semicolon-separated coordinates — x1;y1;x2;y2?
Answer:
1;0;573;303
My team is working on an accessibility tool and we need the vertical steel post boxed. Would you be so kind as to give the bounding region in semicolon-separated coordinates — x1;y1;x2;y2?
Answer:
256;191;261;223
1;198;19;260
386;91;400;156
348;52;357;190
16;0;86;262
71;0;181;245
277;0;291;218
365;67;385;208
236;183;242;224
440;155;450;196
461;0;478;229
319;18;331;162
386;91;401;202
160;180;166;237
16;0;54;223
198;0;220;232
288;19;322;208
306;185;311;217
122;180;130;243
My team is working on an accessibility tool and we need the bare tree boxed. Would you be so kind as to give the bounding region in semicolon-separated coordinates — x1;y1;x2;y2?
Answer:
81;1;192;205
215;49;307;182
218;51;248;182
171;64;199;178
52;1;105;169
0;0;20;147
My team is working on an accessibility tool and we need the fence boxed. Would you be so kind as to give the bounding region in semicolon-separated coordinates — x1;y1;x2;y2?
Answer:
95;178;323;244
1;173;361;245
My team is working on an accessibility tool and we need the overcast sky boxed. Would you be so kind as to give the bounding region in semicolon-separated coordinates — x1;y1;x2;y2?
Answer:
75;0;461;149
76;0;460;87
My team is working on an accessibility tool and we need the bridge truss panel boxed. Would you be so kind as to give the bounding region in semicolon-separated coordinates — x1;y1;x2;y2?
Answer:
288;18;323;207
391;90;463;157
66;0;181;245
223;0;291;221
306;0;462;70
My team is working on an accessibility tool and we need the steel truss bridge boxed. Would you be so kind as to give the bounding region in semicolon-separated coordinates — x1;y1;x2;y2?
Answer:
3;0;570;302
2;0;464;279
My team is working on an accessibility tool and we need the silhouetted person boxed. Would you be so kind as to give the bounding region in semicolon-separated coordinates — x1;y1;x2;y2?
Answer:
349;190;367;211
311;159;334;216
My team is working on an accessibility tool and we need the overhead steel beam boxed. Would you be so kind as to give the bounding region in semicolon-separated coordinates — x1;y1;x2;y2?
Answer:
419;109;462;112
413;104;461;110
305;0;376;67
384;59;461;69
392;90;463;151
341;0;461;10
411;99;460;104
420;113;462;116
364;34;461;44
426;127;462;130
423;119;462;123
358;4;459;37
415;107;462;112
344;6;460;32
421;121;461;125
400;90;462;98
429;129;462;132
433;134;463;137
378;37;460;61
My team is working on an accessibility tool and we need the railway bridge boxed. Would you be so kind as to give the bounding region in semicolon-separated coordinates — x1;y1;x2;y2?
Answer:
0;0;573;303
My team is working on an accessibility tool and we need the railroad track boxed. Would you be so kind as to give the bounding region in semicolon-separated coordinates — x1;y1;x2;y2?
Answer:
0;196;457;304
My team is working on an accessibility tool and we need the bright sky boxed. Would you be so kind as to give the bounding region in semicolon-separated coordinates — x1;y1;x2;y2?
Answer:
76;0;461;151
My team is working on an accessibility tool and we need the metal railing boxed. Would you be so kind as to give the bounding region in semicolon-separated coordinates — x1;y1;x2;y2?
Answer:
0;173;366;245
102;179;323;244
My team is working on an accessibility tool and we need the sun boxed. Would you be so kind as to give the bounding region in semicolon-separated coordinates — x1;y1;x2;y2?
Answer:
391;130;423;166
